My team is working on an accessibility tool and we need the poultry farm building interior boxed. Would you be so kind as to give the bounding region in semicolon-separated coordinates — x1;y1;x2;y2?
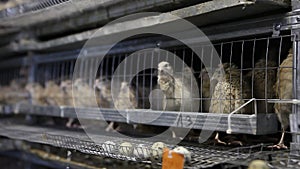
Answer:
0;0;299;169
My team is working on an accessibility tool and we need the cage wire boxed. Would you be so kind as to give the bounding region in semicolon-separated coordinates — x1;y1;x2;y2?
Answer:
0;34;297;168
0;34;295;128
1;34;290;115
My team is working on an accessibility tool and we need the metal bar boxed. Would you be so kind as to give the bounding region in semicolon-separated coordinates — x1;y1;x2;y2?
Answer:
0;0;293;57
251;40;256;98
60;61;65;81
28;52;36;83
291;27;300;152
0;32;294;69
265;38;270;114
0;103;277;135
0;120;279;168
0;0;287;31
229;42;233;112
226;98;257;134
267;99;300;104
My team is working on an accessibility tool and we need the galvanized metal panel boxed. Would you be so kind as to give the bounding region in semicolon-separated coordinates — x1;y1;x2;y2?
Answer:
0;119;295;168
0;0;291;56
6;104;279;135
0;120;251;167
290;27;300;153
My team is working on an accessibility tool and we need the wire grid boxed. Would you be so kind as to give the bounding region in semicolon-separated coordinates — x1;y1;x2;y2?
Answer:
42;133;257;168
36;59;75;84
0;0;70;18
0;66;23;86
24;34;294;113
0;34;295;136
45;134;141;161
40;132;300;169
223;148;300;169
0;118;299;169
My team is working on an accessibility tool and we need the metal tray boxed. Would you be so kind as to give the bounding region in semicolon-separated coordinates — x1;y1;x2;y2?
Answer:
0;119;297;169
1;103;278;135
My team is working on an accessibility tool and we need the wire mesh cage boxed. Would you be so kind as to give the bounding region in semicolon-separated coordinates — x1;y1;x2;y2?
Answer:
0;1;298;168
0;33;296;137
0;0;70;18
0;65;28;105
0;25;297;169
1;116;300;169
0;66;24;86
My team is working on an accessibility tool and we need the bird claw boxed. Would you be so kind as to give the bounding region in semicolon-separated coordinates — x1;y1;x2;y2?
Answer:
170;131;184;140
268;143;288;149
228;140;243;146
214;138;227;146
105;126;114;132
66;121;73;128
171;131;176;139
172;135;184;141
105;122;115;132
72;124;81;128
178;137;184;140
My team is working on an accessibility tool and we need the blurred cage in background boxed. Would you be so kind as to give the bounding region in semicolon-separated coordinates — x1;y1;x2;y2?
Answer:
36;59;76;84
0;0;71;18
0;66;23;85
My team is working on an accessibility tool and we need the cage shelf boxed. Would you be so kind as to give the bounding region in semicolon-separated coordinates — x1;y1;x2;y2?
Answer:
0;150;92;169
0;103;278;135
0;118;298;169
0;0;291;57
0;118;265;168
0;0;289;29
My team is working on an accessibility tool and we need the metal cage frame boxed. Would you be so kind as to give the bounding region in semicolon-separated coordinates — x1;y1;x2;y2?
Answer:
0;0;299;168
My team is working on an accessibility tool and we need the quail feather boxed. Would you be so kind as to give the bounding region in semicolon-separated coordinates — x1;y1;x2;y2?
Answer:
114;81;138;110
209;63;252;114
73;78;95;107
209;63;251;145
59;80;73;106
157;61;199;112
271;48;293;149
94;78;112;108
199;67;212;112
157;61;199;139
25;83;47;106
3;80;28;104
251;58;277;113
43;81;61;106
113;81;138;133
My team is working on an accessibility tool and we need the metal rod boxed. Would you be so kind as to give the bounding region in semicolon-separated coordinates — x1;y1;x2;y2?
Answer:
227;98;257;134
267;99;300;104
